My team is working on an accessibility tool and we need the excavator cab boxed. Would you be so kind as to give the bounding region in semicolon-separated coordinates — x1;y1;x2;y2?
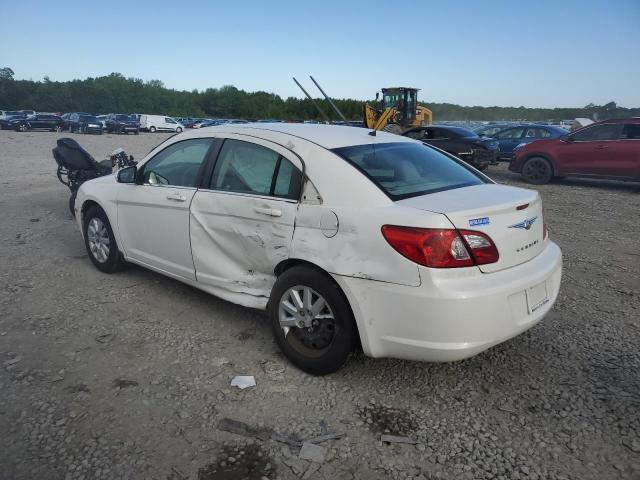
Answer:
381;87;418;126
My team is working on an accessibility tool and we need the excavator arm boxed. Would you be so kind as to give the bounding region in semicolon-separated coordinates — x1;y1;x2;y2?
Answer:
362;103;398;131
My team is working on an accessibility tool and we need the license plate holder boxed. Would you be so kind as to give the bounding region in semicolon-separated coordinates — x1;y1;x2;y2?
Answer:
526;281;549;314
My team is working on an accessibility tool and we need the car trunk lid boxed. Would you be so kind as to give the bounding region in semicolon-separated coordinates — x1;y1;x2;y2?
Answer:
397;184;545;273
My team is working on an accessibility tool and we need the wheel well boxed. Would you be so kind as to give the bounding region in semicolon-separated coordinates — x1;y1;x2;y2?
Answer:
273;258;362;350
80;200;101;224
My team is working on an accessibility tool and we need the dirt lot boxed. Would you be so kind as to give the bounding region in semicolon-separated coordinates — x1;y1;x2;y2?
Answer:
0;130;638;480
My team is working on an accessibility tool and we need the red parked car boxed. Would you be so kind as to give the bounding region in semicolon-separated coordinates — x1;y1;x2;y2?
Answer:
509;118;640;184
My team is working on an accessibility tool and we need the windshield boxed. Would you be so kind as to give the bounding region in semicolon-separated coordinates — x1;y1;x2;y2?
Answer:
80;115;98;122
116;114;135;121
331;142;486;200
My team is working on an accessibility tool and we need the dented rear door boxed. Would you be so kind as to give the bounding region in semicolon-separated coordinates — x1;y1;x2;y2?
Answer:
189;136;303;298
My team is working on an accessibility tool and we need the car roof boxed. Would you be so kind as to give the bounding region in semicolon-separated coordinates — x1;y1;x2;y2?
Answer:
184;123;415;149
592;117;640;125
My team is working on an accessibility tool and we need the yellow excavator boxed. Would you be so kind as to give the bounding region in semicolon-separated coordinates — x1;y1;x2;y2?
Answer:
363;87;432;134
293;78;432;134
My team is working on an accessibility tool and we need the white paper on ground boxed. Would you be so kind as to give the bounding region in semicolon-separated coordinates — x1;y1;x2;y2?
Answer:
231;375;256;389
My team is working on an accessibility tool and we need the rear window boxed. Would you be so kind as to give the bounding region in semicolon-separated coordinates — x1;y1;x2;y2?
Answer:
331;142;486;200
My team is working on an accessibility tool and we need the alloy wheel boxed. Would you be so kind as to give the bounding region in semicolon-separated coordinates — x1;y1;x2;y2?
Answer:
278;285;336;354
87;217;110;263
523;158;551;183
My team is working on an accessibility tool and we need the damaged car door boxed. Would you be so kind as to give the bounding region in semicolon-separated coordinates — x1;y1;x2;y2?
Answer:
190;136;303;300
117;138;216;280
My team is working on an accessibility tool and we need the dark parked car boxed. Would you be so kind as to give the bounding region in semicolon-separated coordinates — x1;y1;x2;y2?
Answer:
403;125;499;170
473;123;513;138
62;112;92;131
0;112;26;130
105;114;139;134
69;113;103;134
10;114;64;132
509;118;640;184
493;124;567;160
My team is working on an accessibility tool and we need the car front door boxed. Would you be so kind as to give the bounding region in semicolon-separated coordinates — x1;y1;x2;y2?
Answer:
189;136;303;298
496;127;525;158
556;123;622;175
165;117;177;131
116;137;216;280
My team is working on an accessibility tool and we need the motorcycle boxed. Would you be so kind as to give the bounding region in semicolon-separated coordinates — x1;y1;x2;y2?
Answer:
52;138;136;215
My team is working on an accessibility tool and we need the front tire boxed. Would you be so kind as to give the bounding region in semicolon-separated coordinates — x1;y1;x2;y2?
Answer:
268;266;356;375
83;206;125;273
176;127;183;133
522;156;553;184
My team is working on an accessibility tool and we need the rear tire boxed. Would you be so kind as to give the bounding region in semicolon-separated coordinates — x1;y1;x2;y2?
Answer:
522;156;553;184
268;266;356;375
149;126;156;133
83;205;125;274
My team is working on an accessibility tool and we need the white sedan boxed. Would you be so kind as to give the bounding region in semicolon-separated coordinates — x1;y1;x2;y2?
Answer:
74;124;562;374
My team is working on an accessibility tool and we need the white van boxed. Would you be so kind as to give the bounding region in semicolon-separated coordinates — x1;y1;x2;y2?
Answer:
139;114;184;133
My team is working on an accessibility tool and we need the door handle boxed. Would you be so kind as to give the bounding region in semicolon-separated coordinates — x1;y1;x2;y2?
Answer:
595;145;608;150
166;192;187;202
254;207;282;217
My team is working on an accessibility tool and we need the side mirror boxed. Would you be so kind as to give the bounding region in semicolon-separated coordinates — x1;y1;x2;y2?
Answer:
117;165;137;184
564;136;575;143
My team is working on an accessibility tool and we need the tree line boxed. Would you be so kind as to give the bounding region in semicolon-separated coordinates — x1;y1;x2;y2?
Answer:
1;69;638;122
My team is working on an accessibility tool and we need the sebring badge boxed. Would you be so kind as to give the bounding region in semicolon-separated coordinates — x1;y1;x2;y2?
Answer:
509;216;537;230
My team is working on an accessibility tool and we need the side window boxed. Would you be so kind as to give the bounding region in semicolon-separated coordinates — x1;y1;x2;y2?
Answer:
525;128;550;138
496;128;524;139
619;124;640;140
431;129;448;140
573;124;621;141
273;158;303;200
405;129;425;140
142;138;214;188
210;139;302;200
165;117;175;124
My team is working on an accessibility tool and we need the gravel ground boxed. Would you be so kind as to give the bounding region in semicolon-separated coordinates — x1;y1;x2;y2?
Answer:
0;130;638;480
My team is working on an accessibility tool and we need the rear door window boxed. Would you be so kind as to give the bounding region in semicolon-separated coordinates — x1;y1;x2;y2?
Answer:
525;128;551;138
210;139;302;200
496;127;525;139
619;124;640;140
331;142;486;200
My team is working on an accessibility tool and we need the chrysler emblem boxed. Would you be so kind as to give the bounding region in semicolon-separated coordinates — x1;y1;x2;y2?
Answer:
509;216;537;230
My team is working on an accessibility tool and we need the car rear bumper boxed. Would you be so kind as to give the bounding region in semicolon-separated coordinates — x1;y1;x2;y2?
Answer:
332;241;562;362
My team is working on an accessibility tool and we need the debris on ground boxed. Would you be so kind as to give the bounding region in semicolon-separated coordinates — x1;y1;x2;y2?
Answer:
231;375;256;389
95;333;115;344
298;442;327;463
112;378;138;389
380;434;418;444
217;417;272;441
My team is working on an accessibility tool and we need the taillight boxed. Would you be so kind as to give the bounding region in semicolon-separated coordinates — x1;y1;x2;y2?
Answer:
381;226;499;268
